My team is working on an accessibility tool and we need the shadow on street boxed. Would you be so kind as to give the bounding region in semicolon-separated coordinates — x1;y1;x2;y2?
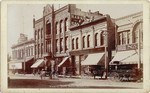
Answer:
8;79;73;88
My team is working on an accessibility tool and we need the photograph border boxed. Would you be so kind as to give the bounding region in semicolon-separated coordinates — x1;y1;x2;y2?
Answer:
1;0;150;93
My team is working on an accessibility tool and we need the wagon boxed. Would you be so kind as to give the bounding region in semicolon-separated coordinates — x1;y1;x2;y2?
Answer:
109;69;142;82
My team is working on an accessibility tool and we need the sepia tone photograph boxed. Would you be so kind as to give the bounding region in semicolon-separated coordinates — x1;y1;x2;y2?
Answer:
1;0;150;93
6;3;144;89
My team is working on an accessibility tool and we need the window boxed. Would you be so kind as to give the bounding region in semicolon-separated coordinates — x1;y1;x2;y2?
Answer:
127;31;130;44
64;18;68;31
38;29;40;39
41;28;43;38
60;20;63;33
118;33;121;45
76;38;79;49
65;37;68;50
82;36;85;48
60;38;63;51
41;43;43;55
31;46;33;56
38;44;40;55
100;32;104;45
46;22;51;34
56;39;58;52
72;38;75;50
35;30;37;40
55;22;58;34
87;35;90;47
46;40;51;53
95;33;98;46
35;45;37;55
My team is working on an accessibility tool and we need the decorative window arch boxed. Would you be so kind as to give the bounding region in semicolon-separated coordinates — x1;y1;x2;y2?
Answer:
82;36;85;48
64;18;68;31
60;20;63;33
55;22;58;34
87;35;90;47
46;20;51;34
132;22;141;43
76;38;79;49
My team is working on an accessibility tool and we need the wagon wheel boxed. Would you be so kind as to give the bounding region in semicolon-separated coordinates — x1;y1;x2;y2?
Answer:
109;72;120;81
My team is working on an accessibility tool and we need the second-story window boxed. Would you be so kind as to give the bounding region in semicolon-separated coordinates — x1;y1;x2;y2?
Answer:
35;30;37;40
41;28;43;38
60;38;63;51
64;18;68;32
87;35;90;47
60;20;63;33
65;37;68;50
55;22;58;34
46;22;51;35
56;39;58;52
100;32;104;46
72;38;74;50
38;29;40;39
95;33;98;46
82;36;85;48
76;38;79;49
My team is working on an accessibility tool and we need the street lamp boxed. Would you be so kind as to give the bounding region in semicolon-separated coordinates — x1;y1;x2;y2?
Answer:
102;29;108;79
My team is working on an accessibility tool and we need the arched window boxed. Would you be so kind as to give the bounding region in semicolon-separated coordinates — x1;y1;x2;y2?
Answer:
46;21;51;34
100;32;104;45
64;18;68;31
55;22;58;34
132;22;141;43
82;36;85;48
72;39;75;50
76;38;79;49
65;37;68;50
60;20;63;33
41;28;43;38
95;33;98;46
87;35;90;47
60;38;63;51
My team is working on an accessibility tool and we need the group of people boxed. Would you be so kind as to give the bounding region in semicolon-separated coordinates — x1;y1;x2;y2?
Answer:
32;57;58;80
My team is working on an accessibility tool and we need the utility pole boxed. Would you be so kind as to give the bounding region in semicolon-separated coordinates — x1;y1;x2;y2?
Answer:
102;29;108;79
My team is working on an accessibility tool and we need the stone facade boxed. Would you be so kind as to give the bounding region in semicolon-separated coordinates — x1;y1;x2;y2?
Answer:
10;33;35;74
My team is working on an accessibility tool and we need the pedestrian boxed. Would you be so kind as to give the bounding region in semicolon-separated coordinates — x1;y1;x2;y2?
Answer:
40;69;45;80
33;69;35;76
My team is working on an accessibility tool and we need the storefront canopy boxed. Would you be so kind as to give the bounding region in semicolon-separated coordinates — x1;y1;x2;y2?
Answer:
58;57;69;67
110;50;143;65
31;59;44;68
81;53;104;65
8;57;34;69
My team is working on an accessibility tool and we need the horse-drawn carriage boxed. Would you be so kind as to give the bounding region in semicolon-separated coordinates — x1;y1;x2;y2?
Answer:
109;68;142;82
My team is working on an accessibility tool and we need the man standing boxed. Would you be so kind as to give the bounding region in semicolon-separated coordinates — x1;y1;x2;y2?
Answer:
50;58;55;79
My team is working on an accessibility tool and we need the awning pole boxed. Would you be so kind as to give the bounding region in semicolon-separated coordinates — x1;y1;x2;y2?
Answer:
138;21;142;69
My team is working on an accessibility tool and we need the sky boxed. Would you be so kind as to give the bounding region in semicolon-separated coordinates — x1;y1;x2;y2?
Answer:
7;4;143;56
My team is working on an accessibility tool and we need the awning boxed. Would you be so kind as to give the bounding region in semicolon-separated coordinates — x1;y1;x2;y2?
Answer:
81;53;104;65
31;59;44;68
58;57;69;67
110;50;143;65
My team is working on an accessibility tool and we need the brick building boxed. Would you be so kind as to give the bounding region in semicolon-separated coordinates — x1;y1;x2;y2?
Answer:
9;33;34;74
32;4;115;76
